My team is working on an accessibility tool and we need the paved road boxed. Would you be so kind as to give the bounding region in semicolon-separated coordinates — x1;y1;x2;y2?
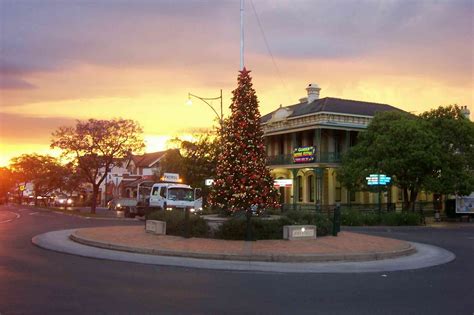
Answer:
1;204;473;315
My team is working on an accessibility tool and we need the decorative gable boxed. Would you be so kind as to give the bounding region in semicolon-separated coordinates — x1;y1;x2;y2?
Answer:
268;105;292;123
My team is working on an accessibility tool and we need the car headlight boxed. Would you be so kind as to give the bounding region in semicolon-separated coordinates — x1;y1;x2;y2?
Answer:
190;208;195;213
117;203;121;208
166;207;173;211
67;199;73;204
59;199;65;204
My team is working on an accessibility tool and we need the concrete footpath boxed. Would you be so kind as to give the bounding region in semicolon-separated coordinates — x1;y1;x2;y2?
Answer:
32;225;455;273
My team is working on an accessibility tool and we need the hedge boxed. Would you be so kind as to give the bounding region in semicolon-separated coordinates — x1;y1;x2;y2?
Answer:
215;211;332;240
146;210;209;237
341;210;422;226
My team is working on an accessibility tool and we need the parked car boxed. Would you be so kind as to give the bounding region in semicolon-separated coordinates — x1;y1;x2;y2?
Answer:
107;198;138;218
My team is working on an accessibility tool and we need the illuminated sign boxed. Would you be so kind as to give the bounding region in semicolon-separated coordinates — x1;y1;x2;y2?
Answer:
456;193;474;214
274;179;293;187
205;179;214;186
161;173;181;183
293;146;316;163
366;174;391;186
19;185;25;191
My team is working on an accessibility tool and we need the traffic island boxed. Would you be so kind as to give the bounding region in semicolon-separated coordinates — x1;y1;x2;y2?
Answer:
70;226;416;262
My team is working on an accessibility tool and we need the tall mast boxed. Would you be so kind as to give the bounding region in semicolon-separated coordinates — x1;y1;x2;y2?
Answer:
240;0;244;70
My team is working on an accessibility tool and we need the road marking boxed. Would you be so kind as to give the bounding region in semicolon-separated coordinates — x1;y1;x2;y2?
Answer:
0;211;21;224
29;212;39;215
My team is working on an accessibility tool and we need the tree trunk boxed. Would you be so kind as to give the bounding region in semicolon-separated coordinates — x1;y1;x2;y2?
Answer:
91;185;98;214
403;187;409;211
409;190;418;212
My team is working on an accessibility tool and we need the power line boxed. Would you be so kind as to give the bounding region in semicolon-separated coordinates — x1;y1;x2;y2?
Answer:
250;0;293;104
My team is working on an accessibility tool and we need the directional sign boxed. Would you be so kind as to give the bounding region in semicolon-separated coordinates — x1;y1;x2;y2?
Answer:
366;174;391;186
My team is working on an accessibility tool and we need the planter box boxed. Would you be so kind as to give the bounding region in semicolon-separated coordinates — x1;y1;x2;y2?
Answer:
145;220;166;235
283;225;317;240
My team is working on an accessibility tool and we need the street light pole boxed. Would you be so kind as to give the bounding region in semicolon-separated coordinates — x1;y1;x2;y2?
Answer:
187;89;223;125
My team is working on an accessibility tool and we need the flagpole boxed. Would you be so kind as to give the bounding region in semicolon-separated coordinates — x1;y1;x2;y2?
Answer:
240;0;244;70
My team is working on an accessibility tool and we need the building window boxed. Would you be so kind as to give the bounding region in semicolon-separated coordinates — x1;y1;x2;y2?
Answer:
335;134;342;154
279;135;285;155
296;133;303;147
350;190;356;202
297;176;303;202
335;181;342;202
308;175;315;202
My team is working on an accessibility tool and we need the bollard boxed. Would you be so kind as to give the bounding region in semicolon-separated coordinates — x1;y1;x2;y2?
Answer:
332;203;341;236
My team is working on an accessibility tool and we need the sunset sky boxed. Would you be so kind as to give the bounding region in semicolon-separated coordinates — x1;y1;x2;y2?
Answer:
1;0;473;166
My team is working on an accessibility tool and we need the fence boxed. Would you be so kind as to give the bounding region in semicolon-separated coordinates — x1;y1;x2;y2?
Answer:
279;201;438;216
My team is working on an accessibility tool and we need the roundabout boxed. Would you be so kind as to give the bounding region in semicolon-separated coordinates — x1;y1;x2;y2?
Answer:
32;225;455;273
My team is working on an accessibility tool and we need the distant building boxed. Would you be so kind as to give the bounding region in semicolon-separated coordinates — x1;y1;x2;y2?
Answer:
96;150;179;205
120;149;179;201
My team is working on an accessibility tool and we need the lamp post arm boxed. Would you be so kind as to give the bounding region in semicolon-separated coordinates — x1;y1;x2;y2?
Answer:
188;92;223;123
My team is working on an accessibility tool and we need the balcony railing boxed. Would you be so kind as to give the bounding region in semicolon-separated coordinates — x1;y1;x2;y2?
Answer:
266;152;342;166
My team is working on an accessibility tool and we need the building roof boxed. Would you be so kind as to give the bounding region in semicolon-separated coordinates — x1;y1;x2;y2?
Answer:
261;97;403;124
130;151;168;168
121;177;154;188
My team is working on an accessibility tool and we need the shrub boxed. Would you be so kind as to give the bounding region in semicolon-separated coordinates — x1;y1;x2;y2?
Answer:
215;211;332;240
363;212;380;226
341;210;365;226
146;210;209;237
340;209;422;226
381;211;422;226
215;217;295;240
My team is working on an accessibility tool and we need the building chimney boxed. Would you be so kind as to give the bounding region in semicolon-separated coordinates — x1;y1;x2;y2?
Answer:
460;105;470;120
306;83;321;103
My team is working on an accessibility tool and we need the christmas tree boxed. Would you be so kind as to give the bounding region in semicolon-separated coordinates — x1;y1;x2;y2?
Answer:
209;68;280;214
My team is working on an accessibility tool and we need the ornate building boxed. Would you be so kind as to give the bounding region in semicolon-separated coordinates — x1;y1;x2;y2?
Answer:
261;84;420;209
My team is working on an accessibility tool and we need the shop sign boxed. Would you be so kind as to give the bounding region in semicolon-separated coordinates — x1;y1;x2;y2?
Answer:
274;179;293;187
366;174;391;186
293;146;316;163
456;193;474;214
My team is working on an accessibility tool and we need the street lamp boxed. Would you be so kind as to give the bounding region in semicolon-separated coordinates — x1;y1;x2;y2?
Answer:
187;89;223;125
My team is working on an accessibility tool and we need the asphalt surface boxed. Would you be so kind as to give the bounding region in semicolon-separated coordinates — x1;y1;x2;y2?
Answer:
1;204;473;314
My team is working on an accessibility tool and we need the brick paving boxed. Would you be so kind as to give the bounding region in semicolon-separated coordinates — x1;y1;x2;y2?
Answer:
74;226;412;258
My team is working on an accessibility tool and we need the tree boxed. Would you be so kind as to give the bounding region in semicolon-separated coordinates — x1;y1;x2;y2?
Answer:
420;105;474;196
60;162;86;198
51;118;144;213
337;111;442;211
180;133;220;189
0;167;16;204
153;148;185;182
209;68;280;219
9;154;65;206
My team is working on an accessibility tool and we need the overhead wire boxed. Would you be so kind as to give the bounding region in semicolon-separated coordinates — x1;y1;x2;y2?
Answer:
249;0;293;105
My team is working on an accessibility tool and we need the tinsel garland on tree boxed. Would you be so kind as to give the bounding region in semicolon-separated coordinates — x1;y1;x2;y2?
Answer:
209;68;280;212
